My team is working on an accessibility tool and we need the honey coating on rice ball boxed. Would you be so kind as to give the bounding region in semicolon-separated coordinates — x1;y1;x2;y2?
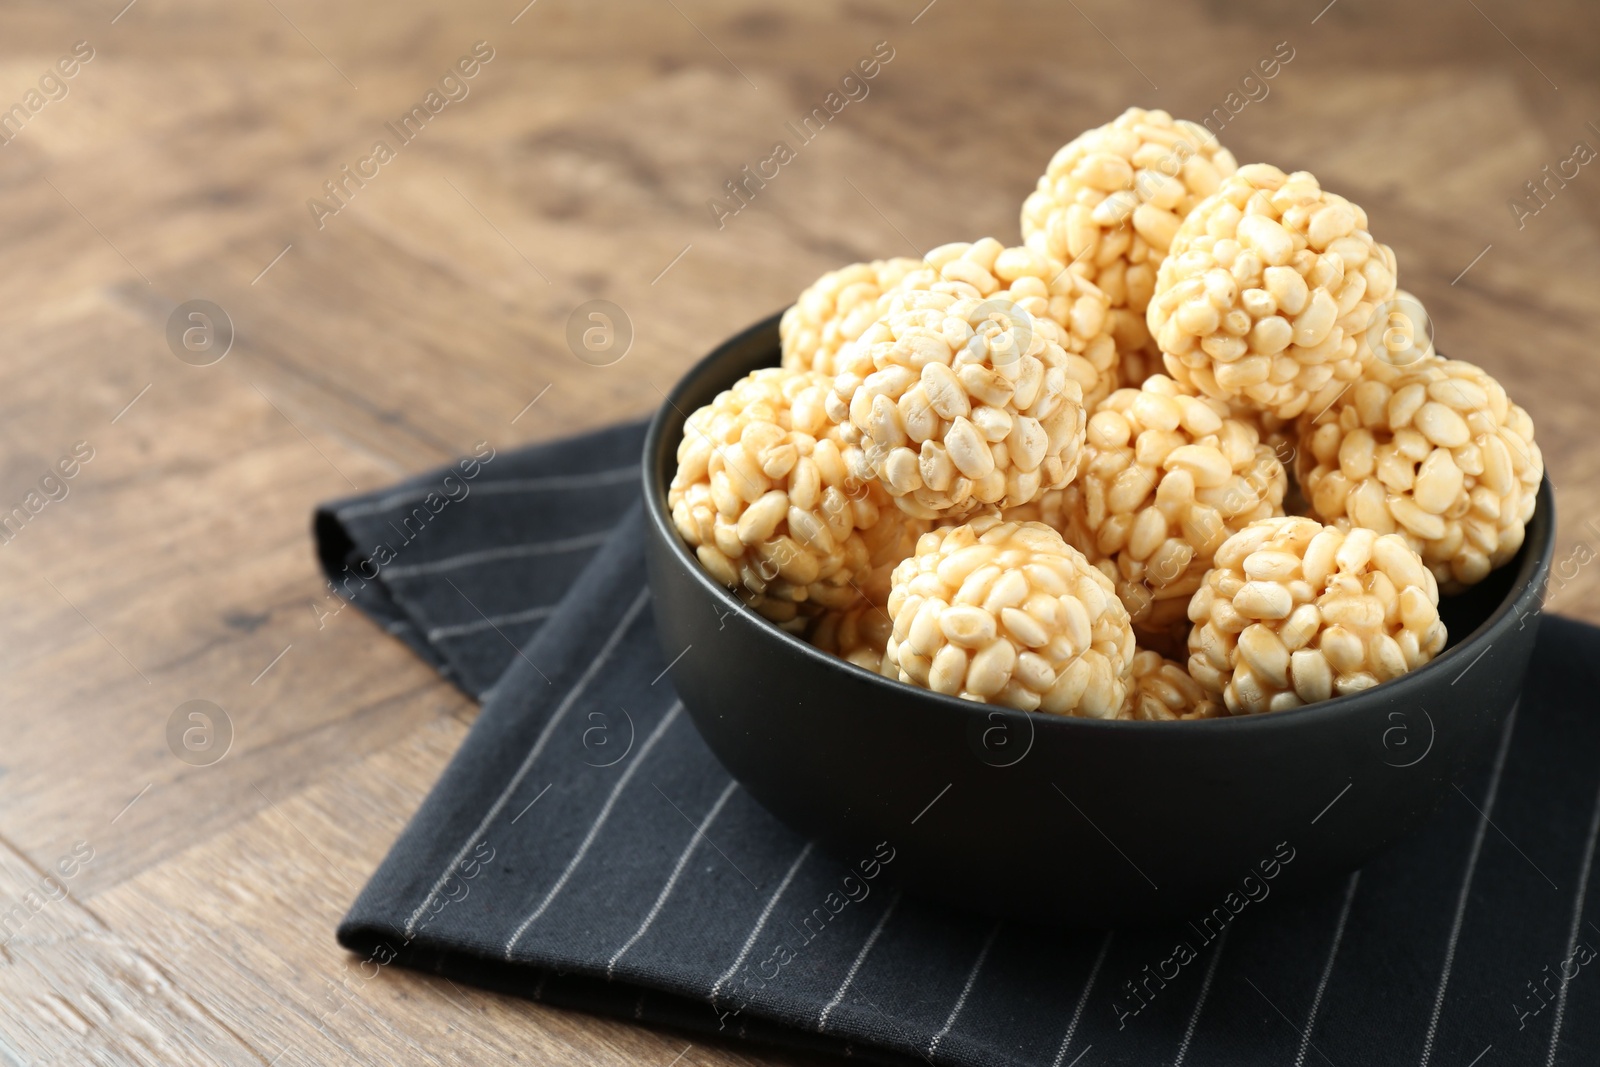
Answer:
1074;375;1287;646
825;240;1104;521
1148;164;1398;420
1118;650;1223;721
1187;516;1447;715
885;515;1136;717
779;258;923;377
1298;356;1542;593
669;367;911;616
1021;107;1238;365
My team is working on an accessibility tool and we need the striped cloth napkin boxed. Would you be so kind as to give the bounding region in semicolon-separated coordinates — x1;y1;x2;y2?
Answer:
319;421;1600;1067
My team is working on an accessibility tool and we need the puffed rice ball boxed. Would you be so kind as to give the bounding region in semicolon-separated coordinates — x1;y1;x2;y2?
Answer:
884;515;1136;717
1000;484;1092;549
805;509;928;671
808;601;896;675
826;241;1102;520
858;507;930;605
1188;517;1447;714
1148;164;1398;420
831;238;1120;413
1298;356;1542;593
670;367;910;618
1117;345;1165;391
1074;375;1287;644
1021;108;1238;363
1118;650;1223;721
779;258;923;377
1229;401;1298;464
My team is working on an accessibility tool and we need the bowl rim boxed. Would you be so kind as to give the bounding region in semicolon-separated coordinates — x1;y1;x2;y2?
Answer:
642;310;1557;733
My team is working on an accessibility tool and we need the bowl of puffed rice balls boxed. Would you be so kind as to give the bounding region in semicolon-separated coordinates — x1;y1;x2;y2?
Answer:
641;108;1555;925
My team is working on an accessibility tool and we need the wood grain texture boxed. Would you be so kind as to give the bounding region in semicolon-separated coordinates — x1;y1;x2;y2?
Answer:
0;0;1595;1061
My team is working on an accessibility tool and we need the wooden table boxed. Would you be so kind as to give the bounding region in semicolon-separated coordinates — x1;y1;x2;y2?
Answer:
1;0;1596;1062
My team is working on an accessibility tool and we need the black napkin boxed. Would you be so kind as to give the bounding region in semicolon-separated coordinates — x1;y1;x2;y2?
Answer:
322;423;1600;1067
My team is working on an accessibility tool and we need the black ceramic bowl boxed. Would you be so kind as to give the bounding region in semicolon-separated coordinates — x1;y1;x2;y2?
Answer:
643;312;1556;927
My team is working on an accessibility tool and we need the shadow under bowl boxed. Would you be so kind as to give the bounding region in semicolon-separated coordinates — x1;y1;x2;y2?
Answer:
642;312;1556;927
